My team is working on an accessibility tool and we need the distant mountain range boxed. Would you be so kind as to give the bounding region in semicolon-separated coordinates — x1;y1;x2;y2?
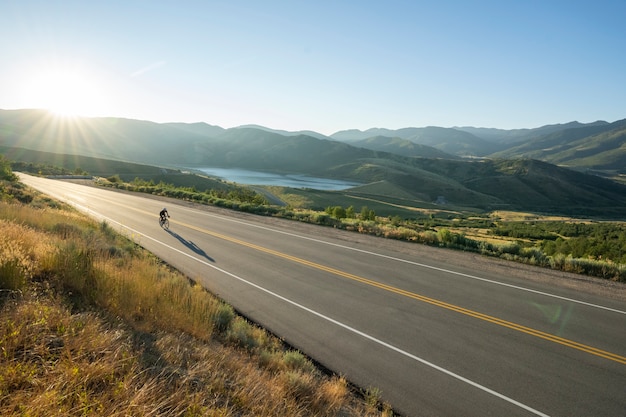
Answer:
1;108;625;216
330;120;626;168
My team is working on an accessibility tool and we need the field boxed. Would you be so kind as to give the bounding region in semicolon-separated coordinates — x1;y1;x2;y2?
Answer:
261;183;470;219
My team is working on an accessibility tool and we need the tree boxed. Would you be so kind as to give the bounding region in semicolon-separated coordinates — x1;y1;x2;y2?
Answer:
0;155;17;181
360;206;375;221
337;206;348;219
326;206;346;219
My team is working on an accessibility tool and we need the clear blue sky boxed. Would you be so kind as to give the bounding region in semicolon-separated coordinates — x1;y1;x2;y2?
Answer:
2;0;625;135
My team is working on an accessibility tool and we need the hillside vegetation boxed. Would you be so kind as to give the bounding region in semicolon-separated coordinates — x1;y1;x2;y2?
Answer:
490;119;626;170
0;163;393;416
2;109;626;217
331;126;501;156
82;170;625;283
4;148;625;283
2;155;625;415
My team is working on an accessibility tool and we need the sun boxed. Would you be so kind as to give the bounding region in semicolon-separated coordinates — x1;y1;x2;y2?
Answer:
27;66;104;118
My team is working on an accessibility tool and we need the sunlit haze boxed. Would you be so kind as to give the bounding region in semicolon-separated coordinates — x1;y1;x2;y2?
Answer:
2;1;625;135
20;64;108;118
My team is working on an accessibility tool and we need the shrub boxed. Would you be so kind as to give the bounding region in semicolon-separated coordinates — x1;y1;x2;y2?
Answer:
0;155;17;181
520;247;549;266
226;317;260;349
283;350;316;374
213;303;235;332
282;370;315;402
327;206;346;219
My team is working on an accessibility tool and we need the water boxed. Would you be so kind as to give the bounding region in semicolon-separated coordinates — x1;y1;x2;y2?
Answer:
192;167;360;191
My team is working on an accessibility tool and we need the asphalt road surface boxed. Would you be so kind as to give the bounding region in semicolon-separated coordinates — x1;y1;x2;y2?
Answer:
18;174;626;417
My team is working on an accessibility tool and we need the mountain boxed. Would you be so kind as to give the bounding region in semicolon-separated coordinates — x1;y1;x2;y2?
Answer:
407;157;626;213
331;121;621;162
2;109;626;216
187;128;379;175
163;122;225;137
348;136;458;159
235;124;329;140
456;121;610;145
0;109;213;164
489;119;626;170
331;126;501;156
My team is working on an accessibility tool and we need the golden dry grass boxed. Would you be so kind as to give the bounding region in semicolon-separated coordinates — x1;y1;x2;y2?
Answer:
489;210;575;222
0;199;394;416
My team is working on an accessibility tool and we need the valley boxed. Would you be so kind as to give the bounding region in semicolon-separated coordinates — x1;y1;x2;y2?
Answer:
2;109;626;218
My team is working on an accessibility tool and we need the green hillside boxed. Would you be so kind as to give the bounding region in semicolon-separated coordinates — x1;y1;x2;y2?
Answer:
457;121;610;145
349;136;458;159
0;109;211;164
3;109;626;217
2;146;233;193
489;119;626;171
331;126;500;156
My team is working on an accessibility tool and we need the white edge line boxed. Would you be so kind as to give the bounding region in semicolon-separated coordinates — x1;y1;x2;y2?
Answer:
39;175;623;315
64;199;550;417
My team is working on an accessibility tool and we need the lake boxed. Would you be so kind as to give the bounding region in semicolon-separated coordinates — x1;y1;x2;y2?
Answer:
193;167;360;191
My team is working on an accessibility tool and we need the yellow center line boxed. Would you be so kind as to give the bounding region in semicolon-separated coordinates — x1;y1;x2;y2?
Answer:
172;216;626;365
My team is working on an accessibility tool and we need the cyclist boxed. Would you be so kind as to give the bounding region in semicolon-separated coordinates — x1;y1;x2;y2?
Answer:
159;207;169;223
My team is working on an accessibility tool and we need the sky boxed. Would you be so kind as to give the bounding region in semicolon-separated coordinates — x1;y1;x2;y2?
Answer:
1;0;625;136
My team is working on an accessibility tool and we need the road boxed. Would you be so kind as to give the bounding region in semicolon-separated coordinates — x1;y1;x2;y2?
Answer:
18;174;626;417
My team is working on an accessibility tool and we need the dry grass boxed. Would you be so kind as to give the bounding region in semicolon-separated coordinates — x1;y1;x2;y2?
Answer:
489;210;575;222
0;199;395;417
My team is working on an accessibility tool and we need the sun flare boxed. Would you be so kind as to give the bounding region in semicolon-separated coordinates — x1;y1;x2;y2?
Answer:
26;66;104;118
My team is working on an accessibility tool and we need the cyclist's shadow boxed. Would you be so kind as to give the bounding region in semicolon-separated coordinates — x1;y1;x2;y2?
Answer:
166;229;215;262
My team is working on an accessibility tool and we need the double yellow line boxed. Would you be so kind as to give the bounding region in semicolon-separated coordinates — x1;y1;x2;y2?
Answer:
180;218;626;365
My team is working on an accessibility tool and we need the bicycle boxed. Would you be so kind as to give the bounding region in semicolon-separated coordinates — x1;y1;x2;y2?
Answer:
159;216;170;230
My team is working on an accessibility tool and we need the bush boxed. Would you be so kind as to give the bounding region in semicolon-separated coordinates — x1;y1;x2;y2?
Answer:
0;155;17;181
520;247;549;266
213;303;235;332
226;317;260;349
283;350;316;374
326;206;346;219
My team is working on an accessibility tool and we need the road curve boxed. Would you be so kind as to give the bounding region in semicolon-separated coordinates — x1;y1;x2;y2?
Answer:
18;174;626;417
